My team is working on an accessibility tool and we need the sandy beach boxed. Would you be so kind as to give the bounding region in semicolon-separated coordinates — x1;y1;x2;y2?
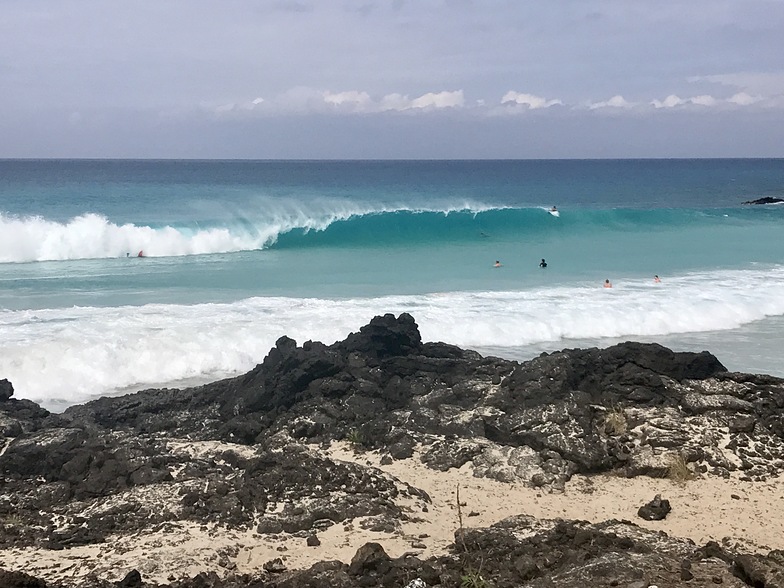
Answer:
2;441;781;585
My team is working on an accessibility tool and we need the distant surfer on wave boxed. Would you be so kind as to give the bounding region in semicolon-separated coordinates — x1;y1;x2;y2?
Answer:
549;205;557;212
654;275;661;283
137;250;145;258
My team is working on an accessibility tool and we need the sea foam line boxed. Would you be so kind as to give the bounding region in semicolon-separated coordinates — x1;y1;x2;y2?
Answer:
2;267;783;409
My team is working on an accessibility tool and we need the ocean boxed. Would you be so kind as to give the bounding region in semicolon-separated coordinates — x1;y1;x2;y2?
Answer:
1;159;783;411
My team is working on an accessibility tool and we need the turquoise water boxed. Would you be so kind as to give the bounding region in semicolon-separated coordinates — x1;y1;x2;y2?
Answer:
1;159;783;409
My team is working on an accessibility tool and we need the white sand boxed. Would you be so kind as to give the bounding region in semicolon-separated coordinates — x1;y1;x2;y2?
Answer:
1;442;781;584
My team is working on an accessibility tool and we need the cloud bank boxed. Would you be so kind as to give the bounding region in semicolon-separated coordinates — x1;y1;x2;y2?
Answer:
206;85;784;118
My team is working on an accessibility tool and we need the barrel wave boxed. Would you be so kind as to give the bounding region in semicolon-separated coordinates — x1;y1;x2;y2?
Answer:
2;205;781;263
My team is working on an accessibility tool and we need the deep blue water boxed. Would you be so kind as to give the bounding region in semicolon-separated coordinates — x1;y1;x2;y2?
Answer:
1;159;783;409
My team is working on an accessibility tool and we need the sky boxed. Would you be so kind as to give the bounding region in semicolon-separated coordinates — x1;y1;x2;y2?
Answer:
1;0;783;158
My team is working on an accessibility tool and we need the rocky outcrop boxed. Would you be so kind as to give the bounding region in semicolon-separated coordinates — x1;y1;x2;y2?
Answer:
742;196;784;205
1;312;783;587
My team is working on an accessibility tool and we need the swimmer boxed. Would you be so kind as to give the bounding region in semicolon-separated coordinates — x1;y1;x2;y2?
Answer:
604;279;612;288
654;275;661;283
539;258;547;268
494;260;502;268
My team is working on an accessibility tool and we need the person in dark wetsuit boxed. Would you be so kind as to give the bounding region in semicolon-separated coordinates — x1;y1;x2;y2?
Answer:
539;258;547;268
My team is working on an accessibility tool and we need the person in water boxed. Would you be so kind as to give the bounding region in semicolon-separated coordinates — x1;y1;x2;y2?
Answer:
539;258;547;268
604;279;612;288
654;275;661;283
550;205;557;212
494;260;502;267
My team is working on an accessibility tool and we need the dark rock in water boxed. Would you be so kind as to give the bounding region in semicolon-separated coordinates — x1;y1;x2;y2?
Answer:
742;196;784;205
0;379;13;402
340;312;423;360
638;493;671;520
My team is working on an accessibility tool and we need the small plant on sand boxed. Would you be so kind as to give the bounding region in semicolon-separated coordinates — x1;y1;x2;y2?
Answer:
603;405;628;436
455;485;493;588
667;452;694;483
345;428;367;449
461;568;490;588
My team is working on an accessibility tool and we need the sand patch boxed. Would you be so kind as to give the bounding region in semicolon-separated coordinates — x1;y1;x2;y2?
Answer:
1;441;780;584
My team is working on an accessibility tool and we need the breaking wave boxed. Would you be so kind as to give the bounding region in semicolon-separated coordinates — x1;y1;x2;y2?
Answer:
1;204;774;263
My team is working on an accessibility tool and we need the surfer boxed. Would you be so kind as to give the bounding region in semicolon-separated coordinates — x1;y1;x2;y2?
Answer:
550;205;557;212
494;260;502;268
604;279;612;288
539;258;547;268
654;275;661;283
137;250;145;258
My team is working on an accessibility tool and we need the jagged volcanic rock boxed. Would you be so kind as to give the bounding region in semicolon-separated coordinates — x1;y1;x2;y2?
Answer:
1;312;783;587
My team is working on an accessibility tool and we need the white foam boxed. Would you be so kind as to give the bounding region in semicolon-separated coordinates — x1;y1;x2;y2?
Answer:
2;267;783;409
0;199;501;263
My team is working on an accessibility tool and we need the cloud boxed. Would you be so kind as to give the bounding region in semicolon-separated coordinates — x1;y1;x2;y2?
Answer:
688;95;716;106
651;94;721;108
588;95;633;110
651;94;685;108
380;90;465;111
323;90;373;108
332;89;464;112
204;84;780;120
209;88;465;115
501;92;562;110
409;90;465;110
728;92;762;106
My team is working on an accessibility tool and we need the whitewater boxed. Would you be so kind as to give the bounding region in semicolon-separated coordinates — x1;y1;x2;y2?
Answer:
1;159;783;410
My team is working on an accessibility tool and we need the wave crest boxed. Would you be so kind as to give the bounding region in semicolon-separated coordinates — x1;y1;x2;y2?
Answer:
0;204;498;262
1;204;774;263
